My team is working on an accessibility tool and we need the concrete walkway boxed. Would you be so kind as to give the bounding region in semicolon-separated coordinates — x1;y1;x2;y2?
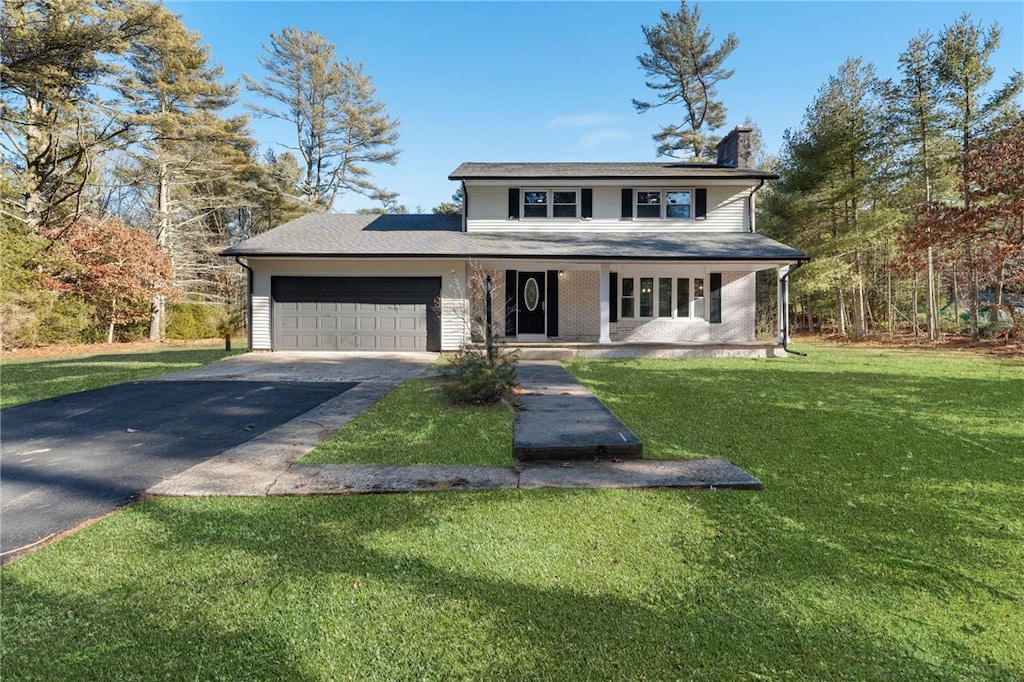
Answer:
149;357;762;497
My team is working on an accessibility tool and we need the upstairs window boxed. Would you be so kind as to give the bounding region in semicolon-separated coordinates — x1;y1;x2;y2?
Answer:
523;189;578;219
634;189;693;220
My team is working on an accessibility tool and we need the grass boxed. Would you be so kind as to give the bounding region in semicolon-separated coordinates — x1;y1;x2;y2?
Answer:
300;376;514;467
0;345;244;407
2;341;1022;680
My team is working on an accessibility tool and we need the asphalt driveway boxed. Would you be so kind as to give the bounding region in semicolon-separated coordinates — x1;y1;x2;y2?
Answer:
0;352;434;565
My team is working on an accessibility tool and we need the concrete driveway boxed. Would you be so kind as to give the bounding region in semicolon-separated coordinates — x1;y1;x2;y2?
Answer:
0;352;434;565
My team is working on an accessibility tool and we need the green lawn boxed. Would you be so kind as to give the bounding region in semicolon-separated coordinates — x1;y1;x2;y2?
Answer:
1;345;244;407
300;376;514;467
2;342;1022;680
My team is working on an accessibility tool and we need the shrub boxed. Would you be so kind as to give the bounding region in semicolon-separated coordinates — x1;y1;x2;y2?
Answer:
165;302;231;340
439;345;519;405
0;289;94;348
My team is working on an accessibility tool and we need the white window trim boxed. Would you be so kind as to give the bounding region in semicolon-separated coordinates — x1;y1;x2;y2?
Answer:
522;187;580;219
618;274;708;321
633;188;695;221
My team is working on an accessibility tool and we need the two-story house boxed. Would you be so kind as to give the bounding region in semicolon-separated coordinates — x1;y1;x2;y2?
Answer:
223;126;808;356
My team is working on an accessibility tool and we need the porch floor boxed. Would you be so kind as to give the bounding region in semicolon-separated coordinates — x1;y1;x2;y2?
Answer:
488;341;786;360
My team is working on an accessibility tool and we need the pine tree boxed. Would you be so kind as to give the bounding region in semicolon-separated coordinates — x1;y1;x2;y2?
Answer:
933;13;1024;340
632;1;738;160
0;0;161;228
119;4;256;339
244;28;400;210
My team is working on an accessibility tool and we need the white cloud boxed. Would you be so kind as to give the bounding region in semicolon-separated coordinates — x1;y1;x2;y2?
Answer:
546;113;624;128
576;128;631;150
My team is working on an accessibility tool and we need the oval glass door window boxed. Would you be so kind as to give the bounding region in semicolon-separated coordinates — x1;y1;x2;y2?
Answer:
523;278;540;311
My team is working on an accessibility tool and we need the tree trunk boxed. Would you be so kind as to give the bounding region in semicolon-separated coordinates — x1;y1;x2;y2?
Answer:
150;161;172;342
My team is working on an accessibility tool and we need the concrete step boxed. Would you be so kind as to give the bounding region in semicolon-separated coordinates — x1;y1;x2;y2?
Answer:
513;362;643;461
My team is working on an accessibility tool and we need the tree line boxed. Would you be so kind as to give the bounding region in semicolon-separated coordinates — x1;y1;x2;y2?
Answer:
3;1;1021;348
634;2;1023;342
761;18;1022;341
1;0;400;346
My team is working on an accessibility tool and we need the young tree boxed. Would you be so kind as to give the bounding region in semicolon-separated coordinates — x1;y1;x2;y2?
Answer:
47;216;177;343
244;28;401;210
632;1;738;160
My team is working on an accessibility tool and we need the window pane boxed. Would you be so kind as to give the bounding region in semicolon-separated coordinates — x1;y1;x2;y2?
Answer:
636;191;661;218
524;191;547;205
658;278;672;317
640;277;654;317
693;277;704;318
553;191;576;204
621;278;634;317
666;191;691;219
677;278;690;317
553;204;577;218
523;205;547;218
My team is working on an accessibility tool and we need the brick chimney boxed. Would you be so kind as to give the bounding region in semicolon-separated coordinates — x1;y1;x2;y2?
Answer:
716;126;753;169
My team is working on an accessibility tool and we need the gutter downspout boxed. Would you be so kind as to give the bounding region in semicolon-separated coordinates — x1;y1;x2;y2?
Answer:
780;260;807;356
748;179;765;233
235;256;254;352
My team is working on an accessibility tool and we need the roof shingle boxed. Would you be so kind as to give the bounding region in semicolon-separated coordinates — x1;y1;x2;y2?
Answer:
222;213;807;263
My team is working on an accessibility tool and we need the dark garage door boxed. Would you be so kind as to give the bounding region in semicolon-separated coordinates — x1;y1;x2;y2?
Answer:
272;277;441;351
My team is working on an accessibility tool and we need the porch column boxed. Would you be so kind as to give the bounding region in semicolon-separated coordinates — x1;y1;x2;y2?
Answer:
599;263;611;343
777;265;790;345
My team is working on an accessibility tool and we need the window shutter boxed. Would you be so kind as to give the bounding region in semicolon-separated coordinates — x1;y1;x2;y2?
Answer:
609;272;618;323
621;188;633;218
695;188;707;219
508;188;520;220
505;269;518;335
709;272;722;323
581;188;593;218
546;270;559;337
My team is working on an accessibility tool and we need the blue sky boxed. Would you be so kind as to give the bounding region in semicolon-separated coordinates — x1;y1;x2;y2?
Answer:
165;1;1024;213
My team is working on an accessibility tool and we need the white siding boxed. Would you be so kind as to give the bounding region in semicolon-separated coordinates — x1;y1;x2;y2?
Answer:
251;296;271;350
247;258;468;351
464;183;754;232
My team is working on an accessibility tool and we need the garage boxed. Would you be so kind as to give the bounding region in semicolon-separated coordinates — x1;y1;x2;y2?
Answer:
271;276;442;351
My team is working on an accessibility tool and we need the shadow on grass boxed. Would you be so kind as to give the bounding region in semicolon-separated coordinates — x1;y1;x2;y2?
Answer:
4;491;1019;680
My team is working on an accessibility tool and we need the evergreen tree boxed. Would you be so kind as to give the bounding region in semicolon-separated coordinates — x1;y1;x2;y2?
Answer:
244;28;401;210
632;1;738;160
0;0;161;228
119;4;256;339
933;13;1023;339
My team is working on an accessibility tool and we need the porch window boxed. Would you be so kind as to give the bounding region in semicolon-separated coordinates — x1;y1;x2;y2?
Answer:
621;278;635;318
617;275;716;320
634;189;694;220
523;188;578;219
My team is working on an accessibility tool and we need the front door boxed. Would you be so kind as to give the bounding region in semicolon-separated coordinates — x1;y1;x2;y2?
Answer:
517;271;546;335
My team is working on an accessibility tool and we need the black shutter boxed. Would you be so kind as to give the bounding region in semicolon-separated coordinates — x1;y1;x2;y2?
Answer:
505;269;517;335
709;272;722;323
508;188;520;219
609;272;618;323
621;188;633;218
546;270;559;337
581;188;593;218
695;188;707;219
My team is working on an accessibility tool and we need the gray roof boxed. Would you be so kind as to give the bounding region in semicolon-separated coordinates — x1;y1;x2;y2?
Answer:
449;162;778;181
222;214;807;263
